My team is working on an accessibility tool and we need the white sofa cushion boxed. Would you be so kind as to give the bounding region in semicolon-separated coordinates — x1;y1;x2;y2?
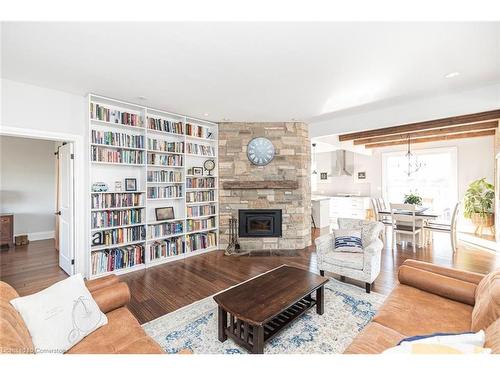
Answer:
9;274;107;353
323;251;364;270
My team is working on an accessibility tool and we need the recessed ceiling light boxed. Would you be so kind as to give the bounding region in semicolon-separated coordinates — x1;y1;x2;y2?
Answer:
204;113;209;117
136;96;147;101
444;72;460;79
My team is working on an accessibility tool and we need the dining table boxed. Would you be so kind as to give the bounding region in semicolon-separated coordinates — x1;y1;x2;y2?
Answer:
377;207;439;220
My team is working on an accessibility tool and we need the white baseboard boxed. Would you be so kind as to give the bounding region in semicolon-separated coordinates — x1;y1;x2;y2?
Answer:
15;231;56;241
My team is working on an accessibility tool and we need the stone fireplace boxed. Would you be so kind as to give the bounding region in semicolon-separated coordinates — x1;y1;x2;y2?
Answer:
218;122;311;251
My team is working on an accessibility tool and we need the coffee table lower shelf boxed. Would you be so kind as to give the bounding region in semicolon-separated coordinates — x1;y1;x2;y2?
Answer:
217;287;324;354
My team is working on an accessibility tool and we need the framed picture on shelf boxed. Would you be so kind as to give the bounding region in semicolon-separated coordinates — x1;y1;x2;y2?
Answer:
114;180;123;191
192;167;204;176
125;178;137;191
155;207;174;221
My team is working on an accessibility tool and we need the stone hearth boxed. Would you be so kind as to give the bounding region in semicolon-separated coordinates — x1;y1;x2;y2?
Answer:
218;122;311;251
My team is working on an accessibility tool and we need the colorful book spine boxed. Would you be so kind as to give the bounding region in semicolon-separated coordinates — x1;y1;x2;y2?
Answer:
185;123;213;139
186;217;216;232
91;130;144;149
91;209;144;229
186;190;215;203
91;193;143;209
90;103;142;126
147;153;183;167
149;221;184;239
91;146;144;164
186;231;217;251
186;177;215;189
147;185;183;199
92;226;146;247
147;170;183;183
91;244;145;275
185;143;215;156
186;204;216;217
147;117;183;134
147;139;184;153
149;236;185;260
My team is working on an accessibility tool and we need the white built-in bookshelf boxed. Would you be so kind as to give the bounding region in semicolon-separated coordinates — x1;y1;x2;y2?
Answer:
88;94;218;279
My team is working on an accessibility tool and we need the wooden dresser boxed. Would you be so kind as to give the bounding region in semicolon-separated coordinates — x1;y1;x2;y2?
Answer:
0;214;14;248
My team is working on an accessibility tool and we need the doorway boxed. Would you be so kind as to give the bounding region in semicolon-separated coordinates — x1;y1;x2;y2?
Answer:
0;135;75;294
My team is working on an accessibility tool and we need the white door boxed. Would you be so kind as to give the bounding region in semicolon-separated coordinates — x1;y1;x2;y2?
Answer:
58;143;75;275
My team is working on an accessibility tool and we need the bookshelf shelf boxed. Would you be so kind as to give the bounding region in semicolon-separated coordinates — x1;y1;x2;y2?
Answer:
90;239;146;252
90;223;146;232
91;143;146;151
91;205;145;212
88;94;218;278
91;161;146;167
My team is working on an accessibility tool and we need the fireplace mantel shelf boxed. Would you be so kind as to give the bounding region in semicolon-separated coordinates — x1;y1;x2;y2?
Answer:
222;181;299;190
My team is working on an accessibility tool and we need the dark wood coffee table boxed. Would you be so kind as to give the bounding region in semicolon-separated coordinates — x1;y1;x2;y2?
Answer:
213;265;329;354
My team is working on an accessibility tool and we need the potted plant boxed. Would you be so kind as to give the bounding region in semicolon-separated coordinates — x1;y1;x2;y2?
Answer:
464;178;494;233
403;192;423;206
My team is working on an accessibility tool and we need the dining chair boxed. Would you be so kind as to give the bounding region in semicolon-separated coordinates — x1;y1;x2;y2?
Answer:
390;203;423;251
371;198;391;243
423;201;460;253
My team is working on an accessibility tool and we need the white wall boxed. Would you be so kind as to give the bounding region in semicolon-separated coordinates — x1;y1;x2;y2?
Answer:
310;83;500;137
0;136;56;239
1;78;87;275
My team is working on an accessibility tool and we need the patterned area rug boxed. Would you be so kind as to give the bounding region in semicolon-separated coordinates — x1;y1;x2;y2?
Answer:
143;276;386;354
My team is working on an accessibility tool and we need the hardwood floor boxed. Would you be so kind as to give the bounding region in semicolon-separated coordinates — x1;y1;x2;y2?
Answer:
0;239;68;296
1;230;499;325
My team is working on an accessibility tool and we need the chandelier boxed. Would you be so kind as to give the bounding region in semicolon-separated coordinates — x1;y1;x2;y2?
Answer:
311;143;318;175
399;135;424;177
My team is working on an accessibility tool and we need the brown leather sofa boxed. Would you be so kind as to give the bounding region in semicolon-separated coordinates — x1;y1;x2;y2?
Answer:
345;259;500;353
0;275;164;354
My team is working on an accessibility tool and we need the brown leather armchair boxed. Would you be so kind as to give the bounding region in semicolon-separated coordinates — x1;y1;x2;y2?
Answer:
345;259;500;354
0;275;164;354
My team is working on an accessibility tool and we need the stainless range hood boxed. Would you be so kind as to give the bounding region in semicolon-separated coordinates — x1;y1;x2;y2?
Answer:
332;150;354;176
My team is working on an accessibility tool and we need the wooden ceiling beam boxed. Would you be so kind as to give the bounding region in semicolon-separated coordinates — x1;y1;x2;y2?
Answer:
364;129;496;149
339;109;500;142
353;121;499;145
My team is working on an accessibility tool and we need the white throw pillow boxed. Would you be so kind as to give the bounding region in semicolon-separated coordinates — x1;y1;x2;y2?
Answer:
333;229;363;253
10;274;107;354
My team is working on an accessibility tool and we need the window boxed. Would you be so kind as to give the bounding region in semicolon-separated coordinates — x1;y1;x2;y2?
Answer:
382;147;458;223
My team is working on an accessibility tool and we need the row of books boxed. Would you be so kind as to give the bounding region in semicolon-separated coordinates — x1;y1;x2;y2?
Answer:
186;143;215;156
147;139;184;153
91;103;142;127
149;236;185;260
91;209;143;229
185;123;213;139
91;245;145;275
186;177;216;189
186;231;217;251
91;192;143;209
91;130;144;149
147;185;183;199
186;217;216;232
92;226;146;247
186;190;216;203
149;221;184;239
91;146;145;164
147;117;183;134
147;170;183;183
147;153;183;167
187;204;216;217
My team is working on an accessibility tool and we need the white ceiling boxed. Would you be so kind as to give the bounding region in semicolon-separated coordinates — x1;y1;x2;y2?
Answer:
2;22;499;122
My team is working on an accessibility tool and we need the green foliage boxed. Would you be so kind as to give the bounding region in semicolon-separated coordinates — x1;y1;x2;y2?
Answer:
463;178;494;219
403;193;423;206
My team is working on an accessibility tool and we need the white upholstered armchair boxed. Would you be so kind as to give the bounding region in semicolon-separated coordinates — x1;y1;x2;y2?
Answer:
315;218;384;293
